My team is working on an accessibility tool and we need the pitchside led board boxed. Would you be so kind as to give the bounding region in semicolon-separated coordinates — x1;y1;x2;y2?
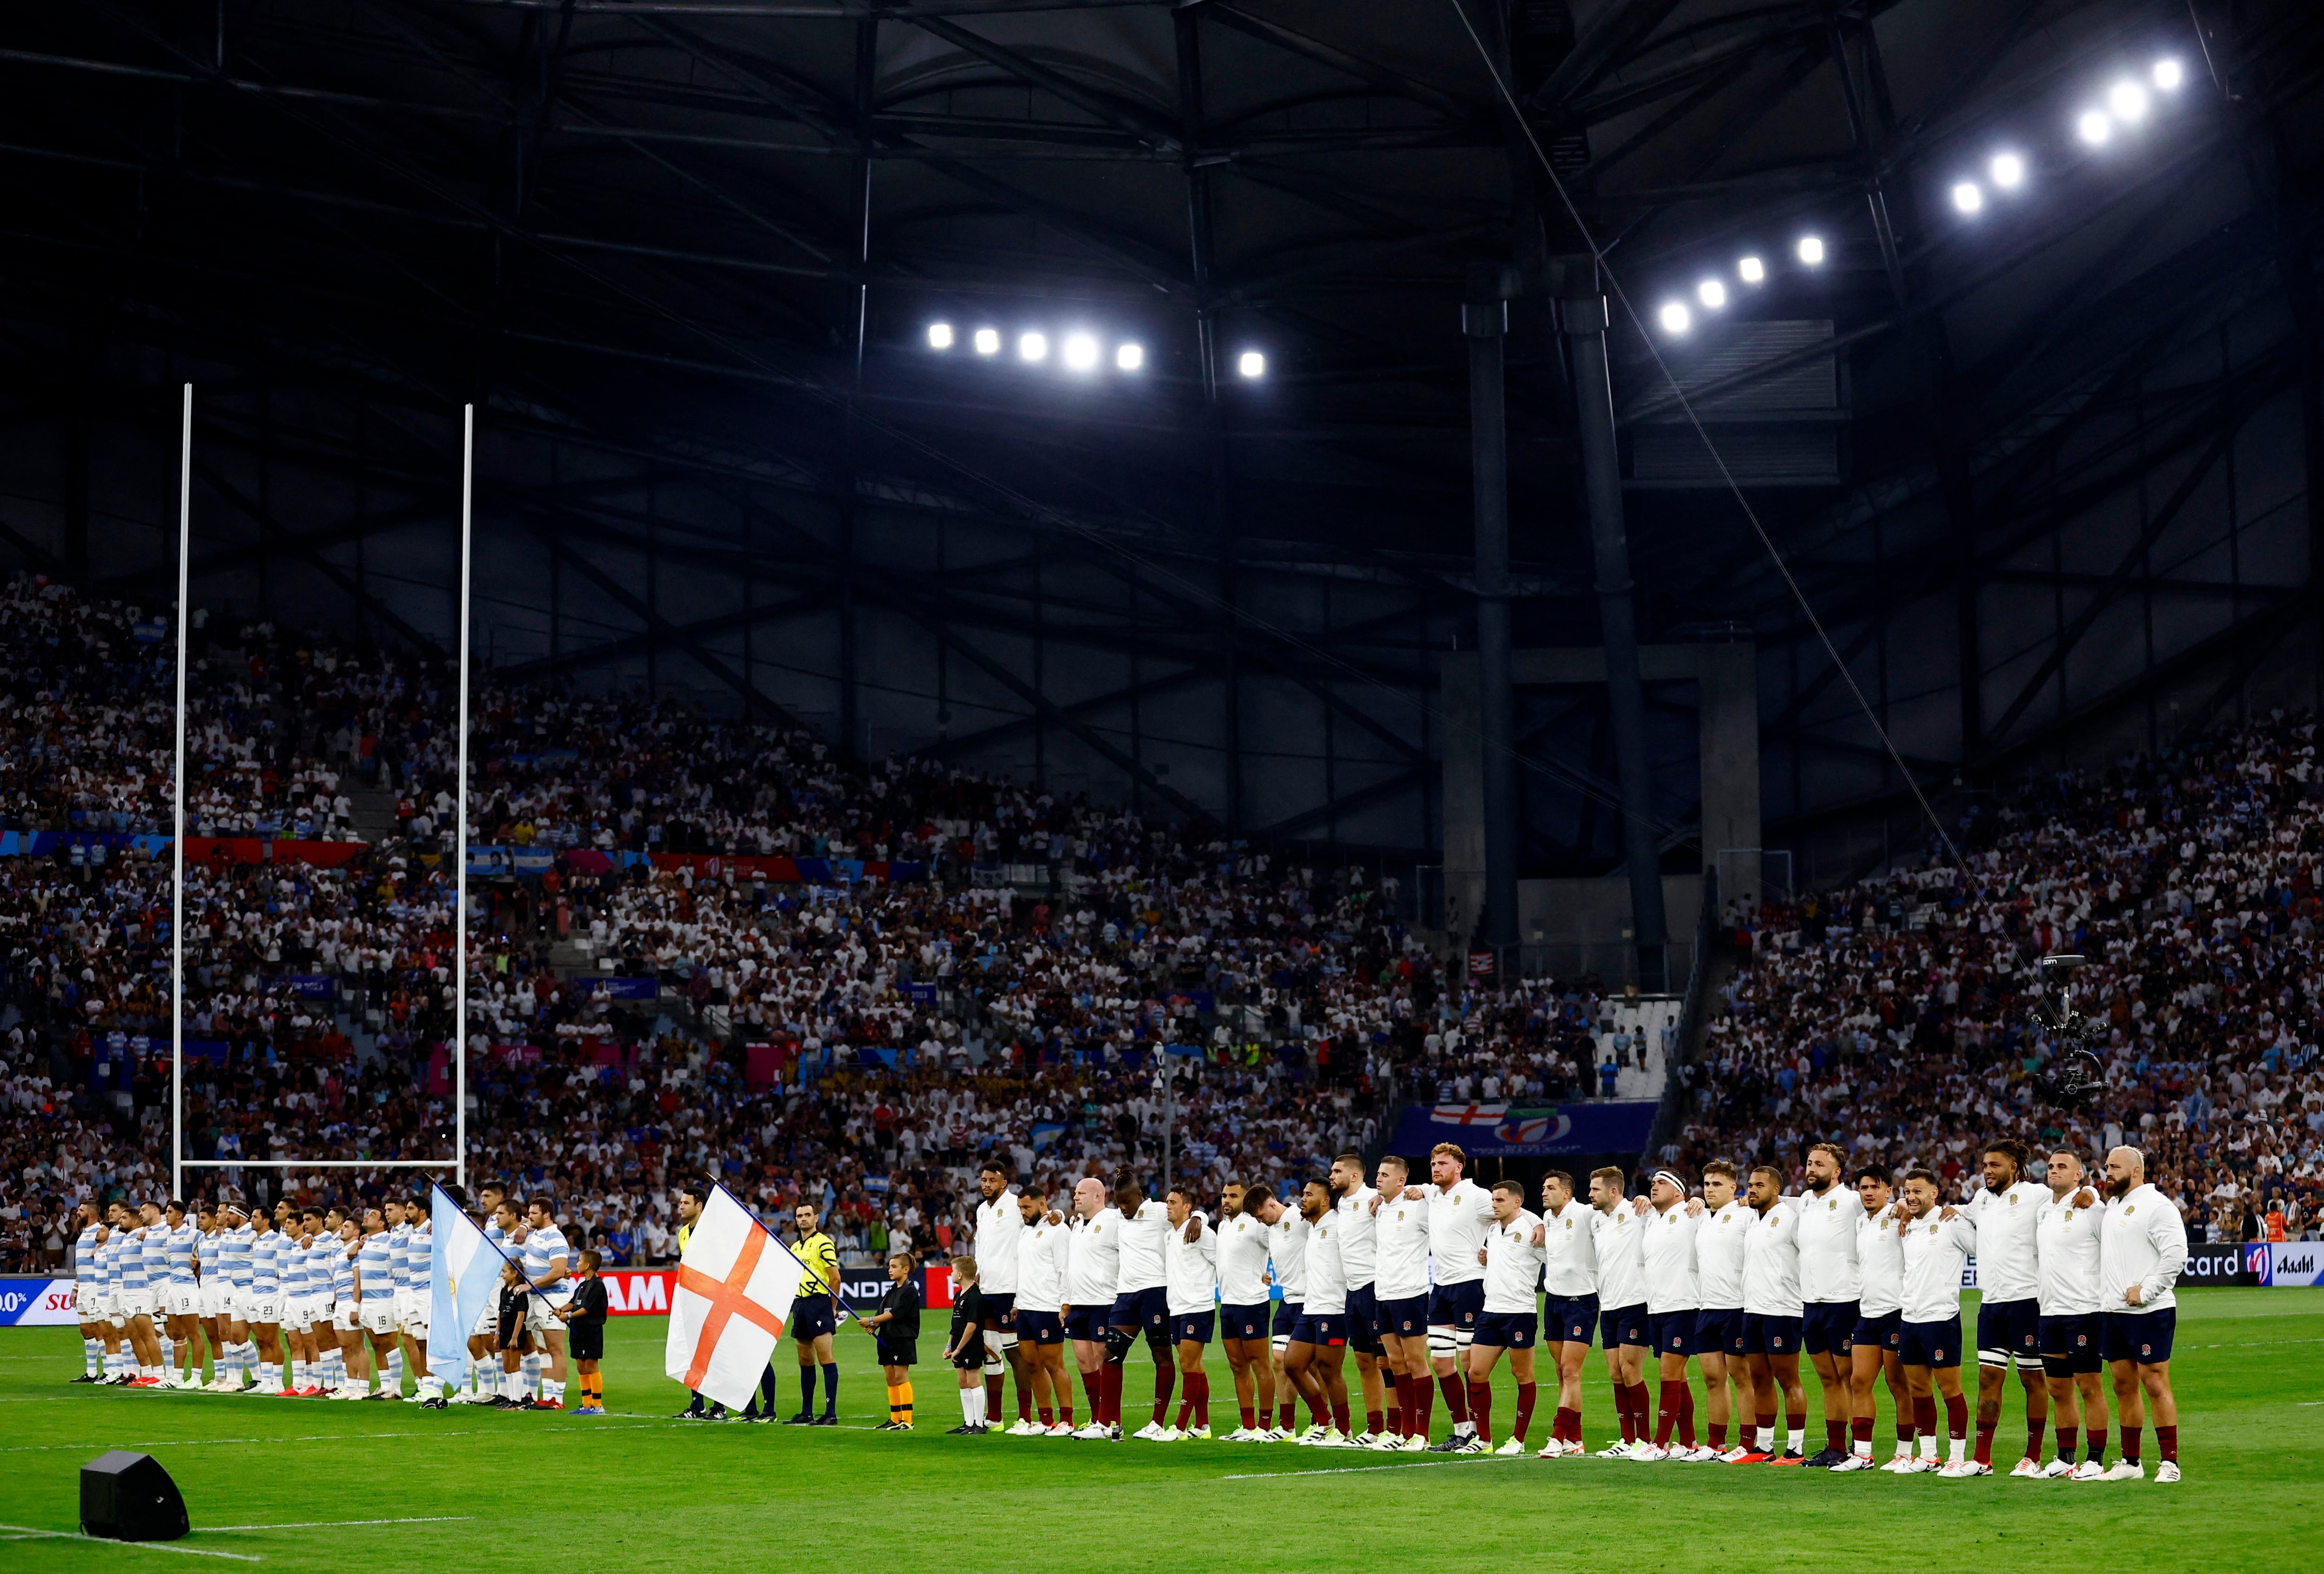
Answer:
0;1244;2316;1327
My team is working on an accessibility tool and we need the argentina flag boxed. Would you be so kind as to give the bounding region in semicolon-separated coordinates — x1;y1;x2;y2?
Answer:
432;1183;514;1382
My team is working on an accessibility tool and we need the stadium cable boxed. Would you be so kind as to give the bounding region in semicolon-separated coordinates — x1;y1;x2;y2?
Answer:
1439;0;1961;864
129;4;1676;842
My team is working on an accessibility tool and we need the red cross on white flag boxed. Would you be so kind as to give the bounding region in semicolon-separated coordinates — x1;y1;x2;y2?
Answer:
664;1187;806;1410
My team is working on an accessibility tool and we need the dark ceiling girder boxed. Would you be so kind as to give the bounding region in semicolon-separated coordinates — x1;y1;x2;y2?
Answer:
1254;764;1426;840
1203;5;1473;120
905;14;1182;153
188;461;441;654
1525;0;1688;112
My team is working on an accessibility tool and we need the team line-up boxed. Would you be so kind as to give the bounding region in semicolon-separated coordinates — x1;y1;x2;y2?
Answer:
52;1135;2190;1481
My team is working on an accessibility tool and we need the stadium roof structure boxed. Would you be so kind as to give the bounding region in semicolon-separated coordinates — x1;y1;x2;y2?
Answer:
4;0;2323;878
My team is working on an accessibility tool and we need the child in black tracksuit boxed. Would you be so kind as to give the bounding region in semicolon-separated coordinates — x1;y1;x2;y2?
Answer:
554;1248;610;1414
864;1251;923;1431
939;1256;987;1435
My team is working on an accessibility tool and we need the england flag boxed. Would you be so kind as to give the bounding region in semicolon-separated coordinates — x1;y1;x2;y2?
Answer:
665;1186;805;1411
431;1183;513;1381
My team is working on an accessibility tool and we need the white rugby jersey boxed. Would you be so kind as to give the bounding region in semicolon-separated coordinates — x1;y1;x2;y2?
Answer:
522;1223;573;1298
1216;1210;1274;1305
2098;1184;2187;1314
1114;1197;1171;1292
1741;1199;1804;1316
1898;1209;1976;1324
1269;1210;1311;1303
250;1227;281;1294
974;1191;1024;1295
1693;1200;1751;1310
1302;1212;1348;1317
2034;1193;2103;1316
1963;1180;2047;1304
1796;1183;1865;1304
1855;1203;1906;1317
1016;1216;1073;1314
1333;1184;1380;1288
1066;1206;1123;1307
1641;1204;1702;1313
1591;1202;1646;1309
1482;1208;1547;1316
1163;1215;1219;1317
1427;1178;1496;1287
1539;1200;1598;1297
1373;1191;1432;1300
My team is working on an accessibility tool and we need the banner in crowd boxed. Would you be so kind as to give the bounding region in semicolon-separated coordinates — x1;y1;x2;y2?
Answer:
1388;1099;1657;1157
0;832;364;866
0;1278;78;1326
464;847;929;885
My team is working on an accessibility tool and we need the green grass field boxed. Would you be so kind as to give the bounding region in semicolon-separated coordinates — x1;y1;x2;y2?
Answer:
2;1290;2320;1572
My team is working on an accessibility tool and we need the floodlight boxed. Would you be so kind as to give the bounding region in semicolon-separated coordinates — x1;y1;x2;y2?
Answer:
2152;57;2184;91
1116;342;1144;371
1236;350;1266;378
1989;152;2025;189
927;323;954;350
1738;255;1766;284
1657;301;1691;335
1796;235;1826;266
2077;110;2113;146
1062;332;1100;371
1697;278;1727;309
1019;331;1048;363
2107;79;2150;123
1951;181;1984;214
973;327;1001;355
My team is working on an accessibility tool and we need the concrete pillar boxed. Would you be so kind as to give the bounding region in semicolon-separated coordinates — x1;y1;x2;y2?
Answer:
1466;266;1520;952
1564;290;1668;987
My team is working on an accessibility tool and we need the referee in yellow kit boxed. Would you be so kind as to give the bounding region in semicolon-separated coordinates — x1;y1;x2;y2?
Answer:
785;1201;842;1426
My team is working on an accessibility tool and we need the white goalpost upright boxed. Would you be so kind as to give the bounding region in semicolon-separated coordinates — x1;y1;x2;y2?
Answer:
171;396;474;1202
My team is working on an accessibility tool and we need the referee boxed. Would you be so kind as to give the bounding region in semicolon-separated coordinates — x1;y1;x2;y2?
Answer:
787;1202;842;1426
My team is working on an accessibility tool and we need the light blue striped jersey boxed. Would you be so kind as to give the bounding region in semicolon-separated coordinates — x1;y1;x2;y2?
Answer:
250;1229;283;1294
192;1226;219;1283
386;1223;412;1290
75;1225;104;1286
357;1232;396;1300
328;1238;357;1303
521;1222;573;1296
139;1224;169;1287
118;1227;153;1290
221;1224;254;1290
278;1233;310;1297
164;1222;198;1284
404;1222;431;1296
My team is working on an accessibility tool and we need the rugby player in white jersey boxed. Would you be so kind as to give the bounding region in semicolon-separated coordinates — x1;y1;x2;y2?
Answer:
1895;1168;1978;1474
1960;1139;2051;1475
1215;1179;1282;1440
1690;1162;1751;1459
1063;1176;1122;1438
2095;1145;2187;1482
160;1200;202;1387
1160;1186;1219;1440
1265;1176;1311;1439
1634;1170;1703;1461
1285;1179;1355;1446
1588;1166;1651;1455
246;1203;287;1395
522;1198;574;1409
974;1159;1030;1431
2032;1151;2105;1478
1327;1152;1393;1443
1012;1188;1076;1435
69;1202;109;1382
1533;1171;1596;1455
1108;1171;1178;1441
1839;1168;1915;1471
1371;1154;1433;1447
1736;1164;1807;1463
1796;1142;1866;1466
1469;1179;1543;1454
1417;1144;1495;1448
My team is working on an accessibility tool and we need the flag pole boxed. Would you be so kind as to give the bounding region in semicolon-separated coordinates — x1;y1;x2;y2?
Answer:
171;382;191;1205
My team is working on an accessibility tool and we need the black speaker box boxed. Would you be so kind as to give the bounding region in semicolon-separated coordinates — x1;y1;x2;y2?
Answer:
80;1450;189;1541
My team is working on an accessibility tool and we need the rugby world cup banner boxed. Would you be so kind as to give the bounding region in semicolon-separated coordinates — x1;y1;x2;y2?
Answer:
0;1278;79;1326
2257;1242;2324;1286
601;1264;955;1316
1389;1100;1657;1158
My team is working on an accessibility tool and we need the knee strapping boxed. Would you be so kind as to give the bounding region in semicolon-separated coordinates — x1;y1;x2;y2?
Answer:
983;1354;1005;1378
1427;1326;1459;1361
1104;1328;1134;1366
